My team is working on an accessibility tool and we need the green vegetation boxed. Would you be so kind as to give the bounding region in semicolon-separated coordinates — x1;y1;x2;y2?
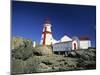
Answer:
11;37;96;74
11;37;33;49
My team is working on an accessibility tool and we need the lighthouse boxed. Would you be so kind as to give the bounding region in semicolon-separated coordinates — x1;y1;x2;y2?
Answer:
40;18;54;46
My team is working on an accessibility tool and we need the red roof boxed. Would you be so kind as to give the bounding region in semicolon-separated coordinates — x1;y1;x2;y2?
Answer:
44;17;51;24
79;37;90;40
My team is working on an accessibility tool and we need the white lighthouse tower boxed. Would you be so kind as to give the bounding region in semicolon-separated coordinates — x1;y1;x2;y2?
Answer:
40;18;54;46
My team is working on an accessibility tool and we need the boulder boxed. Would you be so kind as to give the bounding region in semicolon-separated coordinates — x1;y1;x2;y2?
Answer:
33;46;53;56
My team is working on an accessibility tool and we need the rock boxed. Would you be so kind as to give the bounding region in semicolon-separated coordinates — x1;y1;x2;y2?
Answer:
68;51;77;57
33;46;53;56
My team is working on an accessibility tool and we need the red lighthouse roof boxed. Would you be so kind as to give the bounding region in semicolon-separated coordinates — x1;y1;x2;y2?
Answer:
44;17;51;24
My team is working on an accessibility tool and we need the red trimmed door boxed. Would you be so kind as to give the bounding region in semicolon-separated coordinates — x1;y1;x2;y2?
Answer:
74;43;76;50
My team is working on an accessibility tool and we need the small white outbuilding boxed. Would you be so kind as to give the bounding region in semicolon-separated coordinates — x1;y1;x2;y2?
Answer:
33;41;36;47
79;37;91;49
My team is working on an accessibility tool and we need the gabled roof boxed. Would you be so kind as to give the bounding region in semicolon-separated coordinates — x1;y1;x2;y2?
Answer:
60;35;72;42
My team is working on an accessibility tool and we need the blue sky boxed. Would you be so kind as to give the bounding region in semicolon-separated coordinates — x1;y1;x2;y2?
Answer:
12;1;96;47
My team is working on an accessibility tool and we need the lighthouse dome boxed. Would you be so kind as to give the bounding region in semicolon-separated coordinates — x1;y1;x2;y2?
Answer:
44;17;52;27
60;35;72;42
